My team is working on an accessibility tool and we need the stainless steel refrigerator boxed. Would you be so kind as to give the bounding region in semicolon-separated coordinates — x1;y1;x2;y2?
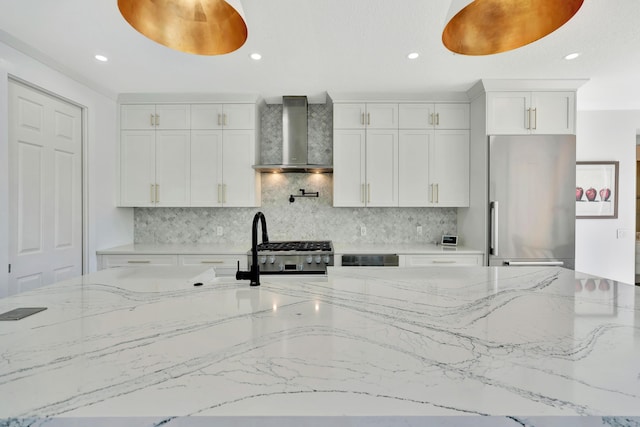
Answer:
488;135;576;269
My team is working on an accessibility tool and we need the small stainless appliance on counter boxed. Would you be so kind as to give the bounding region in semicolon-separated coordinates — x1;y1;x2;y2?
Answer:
248;241;334;274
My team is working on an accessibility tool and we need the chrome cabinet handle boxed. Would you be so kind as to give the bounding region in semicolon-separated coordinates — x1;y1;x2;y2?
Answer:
361;183;365;204
526;108;531;130
150;114;155;126
155;114;159;126
128;260;151;264
436;113;440;126
367;183;371;203
150;184;155;203
532;108;537;130
217;184;222;203
432;260;456;264
435;183;439;203
361;113;365;126
429;184;433;203
490;201;499;256
223;184;227;203
200;260;224;264
155;184;159;203
429;113;434;126
223;114;227;126
367;113;371;125
505;261;564;266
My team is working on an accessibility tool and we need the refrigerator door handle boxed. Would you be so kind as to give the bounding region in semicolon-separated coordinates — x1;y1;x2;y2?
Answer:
490;201;498;256
504;261;564;267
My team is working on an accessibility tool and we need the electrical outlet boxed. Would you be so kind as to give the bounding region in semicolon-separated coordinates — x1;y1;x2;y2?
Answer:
217;226;224;236
417;226;423;235
360;226;366;236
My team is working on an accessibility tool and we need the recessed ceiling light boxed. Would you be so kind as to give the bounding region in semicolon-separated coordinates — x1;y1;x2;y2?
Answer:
407;52;419;60
564;52;581;60
250;53;262;60
94;54;108;62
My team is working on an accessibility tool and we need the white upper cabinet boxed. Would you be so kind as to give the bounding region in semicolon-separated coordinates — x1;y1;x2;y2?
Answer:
119;102;260;207
398;129;469;207
333;103;398;129
486;91;575;135
121;104;190;130
398;103;469;130
191;103;255;130
333;129;398;207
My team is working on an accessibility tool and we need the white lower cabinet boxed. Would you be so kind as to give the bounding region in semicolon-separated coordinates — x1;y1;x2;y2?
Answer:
179;254;247;276
99;254;179;269
402;254;483;267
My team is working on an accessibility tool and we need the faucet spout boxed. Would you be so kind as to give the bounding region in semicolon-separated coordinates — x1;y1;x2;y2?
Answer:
236;212;269;286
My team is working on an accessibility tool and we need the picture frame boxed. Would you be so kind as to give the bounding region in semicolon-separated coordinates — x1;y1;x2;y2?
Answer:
576;161;619;219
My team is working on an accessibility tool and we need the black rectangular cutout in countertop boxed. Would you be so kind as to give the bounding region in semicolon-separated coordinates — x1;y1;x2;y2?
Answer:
0;307;47;321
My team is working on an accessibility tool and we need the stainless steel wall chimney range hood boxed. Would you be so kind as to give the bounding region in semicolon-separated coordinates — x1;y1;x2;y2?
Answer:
253;96;333;173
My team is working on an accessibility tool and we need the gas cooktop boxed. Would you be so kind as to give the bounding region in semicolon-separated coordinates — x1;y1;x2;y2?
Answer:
249;240;334;274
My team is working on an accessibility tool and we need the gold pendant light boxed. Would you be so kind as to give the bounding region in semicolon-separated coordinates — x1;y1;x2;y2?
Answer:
442;0;584;55
118;0;248;55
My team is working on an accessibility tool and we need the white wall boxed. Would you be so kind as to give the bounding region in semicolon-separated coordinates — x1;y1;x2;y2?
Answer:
0;41;133;295
575;110;640;284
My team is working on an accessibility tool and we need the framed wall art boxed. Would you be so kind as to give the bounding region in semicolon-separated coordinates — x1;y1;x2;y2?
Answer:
576;161;619;219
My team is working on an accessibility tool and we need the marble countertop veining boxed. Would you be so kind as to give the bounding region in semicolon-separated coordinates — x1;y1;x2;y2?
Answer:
0;265;639;427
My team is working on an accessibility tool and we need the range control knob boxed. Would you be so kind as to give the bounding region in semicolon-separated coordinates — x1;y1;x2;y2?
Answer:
259;256;267;264
314;255;322;264
278;262;285;272
322;255;330;264
298;263;304;271
306;255;313;264
268;255;276;264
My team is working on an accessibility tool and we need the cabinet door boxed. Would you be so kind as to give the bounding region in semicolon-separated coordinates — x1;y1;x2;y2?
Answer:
398;104;433;129
155;130;190;206
191;104;223;130
366;130;398;207
155;104;190;129
223;104;255;129
434;103;469;129
399;130;432;206
333;129;366;206
121;105;156;130
120;130;155;206
333;103;366;129
222;130;259;207
486;92;530;134
431;130;469;207
191;130;223;206
531;91;575;134
366;104;398;129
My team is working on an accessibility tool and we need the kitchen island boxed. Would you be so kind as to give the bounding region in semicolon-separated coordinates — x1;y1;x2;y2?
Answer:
0;265;639;427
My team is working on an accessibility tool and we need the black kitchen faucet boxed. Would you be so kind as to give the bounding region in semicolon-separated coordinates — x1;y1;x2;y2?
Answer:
236;211;269;286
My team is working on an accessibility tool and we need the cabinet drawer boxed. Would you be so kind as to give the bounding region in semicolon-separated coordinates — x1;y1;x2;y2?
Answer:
100;254;178;269
403;254;482;267
179;254;247;276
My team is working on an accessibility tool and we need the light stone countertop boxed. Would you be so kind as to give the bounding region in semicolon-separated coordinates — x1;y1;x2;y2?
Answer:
1;265;638;427
96;242;483;255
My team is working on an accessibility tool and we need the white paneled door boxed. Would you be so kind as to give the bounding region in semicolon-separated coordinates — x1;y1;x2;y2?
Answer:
8;81;82;295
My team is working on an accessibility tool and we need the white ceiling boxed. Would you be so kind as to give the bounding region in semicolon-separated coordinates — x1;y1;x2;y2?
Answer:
1;0;639;109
